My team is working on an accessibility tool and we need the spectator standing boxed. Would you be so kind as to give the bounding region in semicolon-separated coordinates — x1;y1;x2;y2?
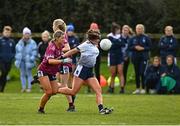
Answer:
129;24;152;94
121;25;133;85
159;26;177;65
107;23;125;94
38;30;51;63
15;27;37;92
0;26;15;92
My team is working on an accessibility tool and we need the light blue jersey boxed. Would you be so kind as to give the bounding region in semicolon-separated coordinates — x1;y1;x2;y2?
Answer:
77;40;99;68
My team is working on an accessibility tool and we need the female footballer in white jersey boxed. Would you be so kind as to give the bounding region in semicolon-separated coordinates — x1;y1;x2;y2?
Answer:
58;29;113;114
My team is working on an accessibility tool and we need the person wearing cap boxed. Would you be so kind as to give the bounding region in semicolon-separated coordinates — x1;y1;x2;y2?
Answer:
0;26;15;92
66;24;80;90
57;29;113;114
15;27;37;93
66;24;79;71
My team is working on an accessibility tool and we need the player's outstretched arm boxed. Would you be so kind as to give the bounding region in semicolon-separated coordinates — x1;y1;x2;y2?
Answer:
63;48;79;58
48;59;62;65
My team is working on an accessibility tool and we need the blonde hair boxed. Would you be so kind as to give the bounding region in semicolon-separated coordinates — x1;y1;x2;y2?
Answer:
53;19;66;32
122;25;134;35
151;56;161;64
136;24;145;33
164;25;173;35
165;25;173;31
41;30;51;39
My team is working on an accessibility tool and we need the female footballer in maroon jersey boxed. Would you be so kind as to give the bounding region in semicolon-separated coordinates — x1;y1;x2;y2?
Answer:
37;30;72;114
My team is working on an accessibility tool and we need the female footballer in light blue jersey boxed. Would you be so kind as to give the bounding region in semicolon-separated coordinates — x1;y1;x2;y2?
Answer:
58;29;113;114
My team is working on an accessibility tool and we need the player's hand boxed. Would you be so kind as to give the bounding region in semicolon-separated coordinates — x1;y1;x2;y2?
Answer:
60;58;72;63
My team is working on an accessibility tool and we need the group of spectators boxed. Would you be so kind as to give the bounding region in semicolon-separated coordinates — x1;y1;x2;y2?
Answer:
107;23;180;94
0;23;180;94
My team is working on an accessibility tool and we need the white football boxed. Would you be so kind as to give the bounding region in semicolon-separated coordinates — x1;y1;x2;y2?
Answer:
100;39;112;51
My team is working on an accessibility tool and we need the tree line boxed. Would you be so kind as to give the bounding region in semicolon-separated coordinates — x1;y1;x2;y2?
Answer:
0;0;180;33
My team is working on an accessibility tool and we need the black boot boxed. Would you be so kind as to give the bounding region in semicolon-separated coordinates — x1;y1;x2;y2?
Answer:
107;87;114;94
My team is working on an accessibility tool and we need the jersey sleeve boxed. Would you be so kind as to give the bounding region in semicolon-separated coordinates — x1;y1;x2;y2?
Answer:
76;42;87;52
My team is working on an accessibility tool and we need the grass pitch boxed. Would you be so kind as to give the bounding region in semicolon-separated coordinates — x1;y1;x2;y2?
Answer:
0;93;180;125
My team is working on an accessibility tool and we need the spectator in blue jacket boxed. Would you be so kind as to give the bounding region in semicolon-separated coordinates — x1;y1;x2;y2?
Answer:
159;26;177;65
144;56;165;94
0;26;15;92
15;27;37;93
107;22;125;94
129;24;152;94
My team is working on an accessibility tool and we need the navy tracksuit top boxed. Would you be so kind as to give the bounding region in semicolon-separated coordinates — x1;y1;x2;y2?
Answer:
128;34;152;60
159;35;177;58
0;36;15;63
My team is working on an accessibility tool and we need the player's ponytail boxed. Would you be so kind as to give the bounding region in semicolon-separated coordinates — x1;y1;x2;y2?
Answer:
87;29;101;40
53;19;66;32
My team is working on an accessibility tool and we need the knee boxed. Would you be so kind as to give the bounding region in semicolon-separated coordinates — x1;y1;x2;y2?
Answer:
95;86;102;94
46;89;53;96
71;91;76;96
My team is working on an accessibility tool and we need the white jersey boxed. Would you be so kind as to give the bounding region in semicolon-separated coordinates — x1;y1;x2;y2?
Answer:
77;40;99;68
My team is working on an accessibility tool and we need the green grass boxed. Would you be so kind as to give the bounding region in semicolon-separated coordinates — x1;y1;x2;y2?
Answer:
0;93;180;125
0;58;180;125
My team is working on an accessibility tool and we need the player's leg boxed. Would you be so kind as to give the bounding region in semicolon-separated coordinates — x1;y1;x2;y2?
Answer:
58;76;84;96
87;77;113;114
117;64;125;93
38;75;53;113
59;65;75;111
86;77;102;105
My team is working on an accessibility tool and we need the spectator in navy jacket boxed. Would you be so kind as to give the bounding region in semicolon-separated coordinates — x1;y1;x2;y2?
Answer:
129;24;152;94
159;26;177;65
67;24;80;72
121;25;133;85
144;56;165;94
107;22;125;94
0;26;15;92
158;55;180;94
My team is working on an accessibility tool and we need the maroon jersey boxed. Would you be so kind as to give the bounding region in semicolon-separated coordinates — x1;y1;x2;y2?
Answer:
38;41;63;75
